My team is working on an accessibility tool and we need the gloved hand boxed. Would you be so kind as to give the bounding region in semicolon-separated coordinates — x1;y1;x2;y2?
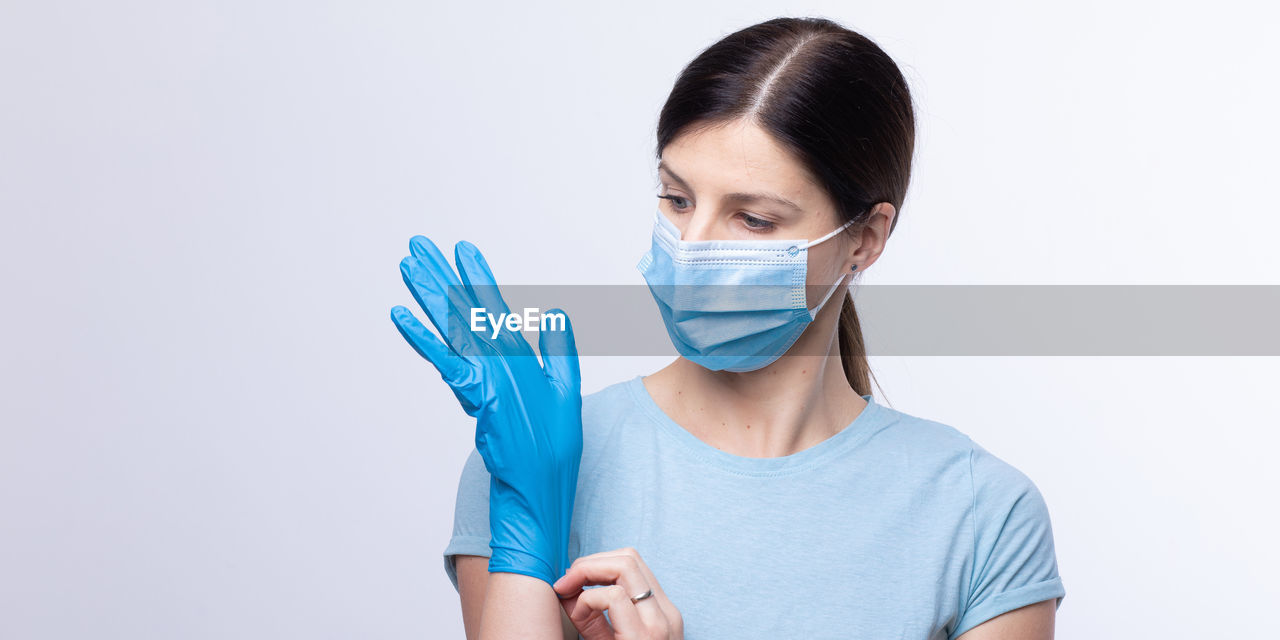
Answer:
390;236;582;586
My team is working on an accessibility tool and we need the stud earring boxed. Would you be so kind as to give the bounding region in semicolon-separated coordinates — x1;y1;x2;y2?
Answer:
851;264;858;272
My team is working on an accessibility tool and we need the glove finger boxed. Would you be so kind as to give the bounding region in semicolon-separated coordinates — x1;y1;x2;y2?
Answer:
453;240;512;318
391;305;486;415
454;241;536;357
410;235;479;312
390;305;470;384
537;307;581;396
409;235;463;288
400;255;479;354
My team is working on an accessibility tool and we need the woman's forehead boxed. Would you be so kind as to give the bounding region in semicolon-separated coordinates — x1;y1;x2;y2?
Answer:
660;120;829;209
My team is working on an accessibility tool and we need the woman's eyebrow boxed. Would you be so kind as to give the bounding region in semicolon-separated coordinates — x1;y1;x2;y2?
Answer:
657;161;689;187
723;191;803;213
659;161;803;213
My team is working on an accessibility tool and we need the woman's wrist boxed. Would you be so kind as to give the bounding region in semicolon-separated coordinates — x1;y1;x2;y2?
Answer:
487;485;570;585
486;464;578;584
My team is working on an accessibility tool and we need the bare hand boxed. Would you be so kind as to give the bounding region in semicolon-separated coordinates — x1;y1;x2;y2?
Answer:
551;547;683;640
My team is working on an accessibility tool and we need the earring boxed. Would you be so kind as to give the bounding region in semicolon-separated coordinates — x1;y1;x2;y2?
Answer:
851;264;858;272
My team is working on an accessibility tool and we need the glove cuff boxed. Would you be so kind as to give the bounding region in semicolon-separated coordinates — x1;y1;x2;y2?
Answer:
488;544;557;586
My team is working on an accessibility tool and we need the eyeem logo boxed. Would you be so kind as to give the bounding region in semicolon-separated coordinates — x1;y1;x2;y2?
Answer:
470;308;567;339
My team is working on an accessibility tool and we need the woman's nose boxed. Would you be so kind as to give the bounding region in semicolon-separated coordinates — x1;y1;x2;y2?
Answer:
679;211;718;242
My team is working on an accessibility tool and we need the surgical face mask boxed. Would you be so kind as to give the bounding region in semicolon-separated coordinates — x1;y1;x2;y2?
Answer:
637;210;855;372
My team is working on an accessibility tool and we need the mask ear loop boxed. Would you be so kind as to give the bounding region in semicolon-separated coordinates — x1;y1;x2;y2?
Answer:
803;219;860;315
787;218;857;255
807;270;853;317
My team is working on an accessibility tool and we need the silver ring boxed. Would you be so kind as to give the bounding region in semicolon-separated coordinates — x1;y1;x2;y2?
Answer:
630;588;654;604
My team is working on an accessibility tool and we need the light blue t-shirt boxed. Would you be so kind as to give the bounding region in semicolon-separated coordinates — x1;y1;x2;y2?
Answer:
443;376;1065;639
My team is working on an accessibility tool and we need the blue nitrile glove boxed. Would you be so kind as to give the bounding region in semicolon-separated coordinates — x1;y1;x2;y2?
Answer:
389;236;582;586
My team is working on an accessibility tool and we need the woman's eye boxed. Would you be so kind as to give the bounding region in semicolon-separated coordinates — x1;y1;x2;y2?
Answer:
657;194;691;211
740;213;775;232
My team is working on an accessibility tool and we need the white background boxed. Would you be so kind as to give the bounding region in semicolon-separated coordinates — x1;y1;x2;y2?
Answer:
2;1;1277;638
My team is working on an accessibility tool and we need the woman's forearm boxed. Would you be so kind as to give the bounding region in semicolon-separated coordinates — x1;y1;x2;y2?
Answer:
479;572;566;640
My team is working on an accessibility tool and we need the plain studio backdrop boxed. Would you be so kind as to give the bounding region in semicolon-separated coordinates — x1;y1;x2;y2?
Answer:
2;1;1277;638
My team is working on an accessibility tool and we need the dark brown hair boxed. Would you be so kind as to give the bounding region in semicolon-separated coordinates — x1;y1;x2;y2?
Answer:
656;16;915;395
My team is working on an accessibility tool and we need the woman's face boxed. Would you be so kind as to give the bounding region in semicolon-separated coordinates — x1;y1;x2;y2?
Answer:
656;117;857;292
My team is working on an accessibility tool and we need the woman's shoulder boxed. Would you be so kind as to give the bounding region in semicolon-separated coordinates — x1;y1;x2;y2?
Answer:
869;400;977;463
581;376;642;417
871;401;1043;495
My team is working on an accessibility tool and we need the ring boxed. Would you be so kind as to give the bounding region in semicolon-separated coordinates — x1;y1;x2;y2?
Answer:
630;588;654;604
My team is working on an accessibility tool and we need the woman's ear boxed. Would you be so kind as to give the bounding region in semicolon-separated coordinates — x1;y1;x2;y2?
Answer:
847;202;896;272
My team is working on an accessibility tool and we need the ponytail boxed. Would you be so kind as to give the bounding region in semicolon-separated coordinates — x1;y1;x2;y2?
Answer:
837;291;874;396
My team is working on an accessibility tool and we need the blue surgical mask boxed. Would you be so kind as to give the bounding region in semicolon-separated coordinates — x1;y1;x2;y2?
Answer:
637;209;855;372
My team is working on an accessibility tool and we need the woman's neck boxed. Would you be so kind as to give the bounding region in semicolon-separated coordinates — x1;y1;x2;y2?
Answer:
643;308;867;459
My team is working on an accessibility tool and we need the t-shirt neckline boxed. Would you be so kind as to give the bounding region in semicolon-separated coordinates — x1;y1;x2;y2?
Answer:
624;375;892;477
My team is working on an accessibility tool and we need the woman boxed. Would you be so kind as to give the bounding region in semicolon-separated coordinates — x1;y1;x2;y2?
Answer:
392;16;1065;640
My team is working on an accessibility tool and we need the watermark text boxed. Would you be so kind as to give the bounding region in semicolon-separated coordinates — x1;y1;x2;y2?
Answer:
470;307;566;339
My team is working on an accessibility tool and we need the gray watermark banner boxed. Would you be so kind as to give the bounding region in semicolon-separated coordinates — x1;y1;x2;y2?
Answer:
431;285;1280;356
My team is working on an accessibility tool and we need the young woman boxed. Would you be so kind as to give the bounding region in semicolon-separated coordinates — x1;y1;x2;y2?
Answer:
392;16;1065;640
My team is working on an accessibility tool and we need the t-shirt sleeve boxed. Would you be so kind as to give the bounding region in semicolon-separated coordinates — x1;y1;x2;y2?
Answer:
949;441;1066;639
442;447;493;593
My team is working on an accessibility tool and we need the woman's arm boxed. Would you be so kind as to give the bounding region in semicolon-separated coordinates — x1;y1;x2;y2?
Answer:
392;238;584;638
955;599;1055;640
456;555;578;640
